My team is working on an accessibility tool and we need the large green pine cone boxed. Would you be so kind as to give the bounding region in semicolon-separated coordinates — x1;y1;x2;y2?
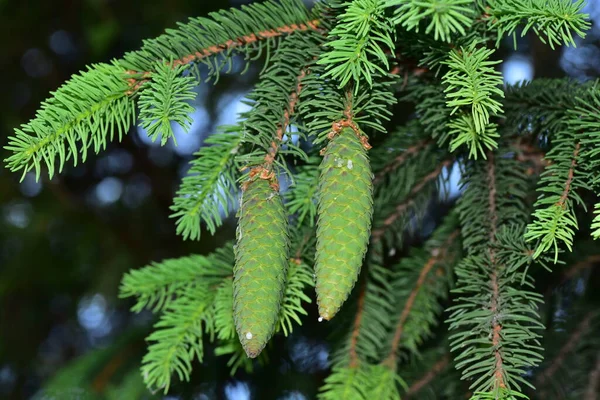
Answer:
315;128;373;320
233;178;289;358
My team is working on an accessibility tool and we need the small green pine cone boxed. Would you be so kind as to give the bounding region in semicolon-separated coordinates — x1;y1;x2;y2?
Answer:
233;178;289;357
315;127;373;320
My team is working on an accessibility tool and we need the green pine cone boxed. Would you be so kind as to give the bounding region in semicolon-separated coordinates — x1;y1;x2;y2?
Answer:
233;178;289;358
315;127;373;320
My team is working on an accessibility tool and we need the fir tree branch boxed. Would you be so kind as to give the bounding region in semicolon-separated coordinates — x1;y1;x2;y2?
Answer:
238;31;319;186
535;312;594;387
526;140;583;262
246;68;307;185
405;354;451;398
318;0;395;91
170;128;242;240
5;62;136;180
485;152;506;389
382;230;460;365
585;351;600;400
449;149;543;395
121;0;322;76
486;0;590;49
559;254;600;284
5;0;322;181
442;43;504;158
371;158;453;241
373;138;432;185
138;63;197;146
348;281;367;368
558;142;581;207
299;51;396;142
386;0;474;42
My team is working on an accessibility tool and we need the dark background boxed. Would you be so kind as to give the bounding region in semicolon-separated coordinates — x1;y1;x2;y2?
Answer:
0;0;599;399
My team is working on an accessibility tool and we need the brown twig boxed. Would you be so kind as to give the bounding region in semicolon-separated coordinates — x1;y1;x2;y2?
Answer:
513;140;547;175
485;151;506;389
405;354;451;398
373;139;432;185
371;159;453;241
348;281;367;368
382;230;460;366
559;255;600;285
244;69;307;191
126;20;321;94
585;350;600;400
323;89;370;150
557;142;580;207
536;312;594;386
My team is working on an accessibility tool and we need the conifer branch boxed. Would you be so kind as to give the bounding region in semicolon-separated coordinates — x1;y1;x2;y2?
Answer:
247;68;307;185
485;152;505;389
405;354;451;398
536;312;593;387
449;149;544;395
558;142;581;207
138;63;197;146
121;0;321;73
5;62;136;180
486;0;590;49
372;159;452;241
238;32;319;186
386;0;474;42
442;43;504;158
170;128;242;241
299;48;396;142
348;281;367;368
383;229;460;365
373;138;431;185
318;0;395;91
560;254;600;284
526;140;583;262
585;351;600;400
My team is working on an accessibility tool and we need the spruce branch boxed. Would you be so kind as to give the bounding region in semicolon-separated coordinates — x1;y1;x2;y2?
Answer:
299;58;396;143
170;127;242;241
404;354;451;398
138;63;197;146
141;287;213;393
585;351;600;400
240;65;308;185
5;62;135;181
536;312;594;387
318;365;373;400
369;364;406;400
5;0;321;183
318;0;395;90
121;0;321;76
284;158;320;225
442;42;504;158
348;281;368;368
238;31;319;184
386;0;474;42
371;158;453;242
372;138;432;185
119;245;233;313
382;228;460;365
449;151;544;396
525;141;583;262
486;0;590;49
